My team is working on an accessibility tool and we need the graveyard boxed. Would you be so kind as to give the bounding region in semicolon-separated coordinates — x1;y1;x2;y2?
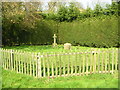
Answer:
1;1;120;89
1;44;119;88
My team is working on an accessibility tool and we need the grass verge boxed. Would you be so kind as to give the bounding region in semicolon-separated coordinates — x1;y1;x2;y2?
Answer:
2;69;118;88
2;45;118;53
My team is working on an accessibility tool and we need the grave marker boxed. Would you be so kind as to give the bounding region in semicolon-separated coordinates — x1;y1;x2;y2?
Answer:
52;34;57;47
64;43;71;50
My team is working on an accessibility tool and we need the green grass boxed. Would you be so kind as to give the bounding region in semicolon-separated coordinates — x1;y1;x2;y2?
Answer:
2;45;118;67
3;45;91;52
2;45;117;53
2;45;118;76
2;69;118;88
58;15;119;47
2;45;119;88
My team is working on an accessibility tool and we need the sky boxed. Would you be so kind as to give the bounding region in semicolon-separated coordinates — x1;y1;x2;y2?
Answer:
79;0;112;9
40;0;112;10
19;0;112;10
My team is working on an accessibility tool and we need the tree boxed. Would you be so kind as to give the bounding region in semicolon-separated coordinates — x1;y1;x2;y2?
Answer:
48;0;67;13
67;3;80;21
48;2;58;13
110;2;119;15
55;3;80;22
94;4;103;16
68;1;83;10
24;2;42;12
56;5;68;21
2;2;42;46
84;6;93;17
103;2;119;16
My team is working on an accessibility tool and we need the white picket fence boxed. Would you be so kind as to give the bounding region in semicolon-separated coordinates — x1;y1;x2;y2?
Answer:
0;48;119;78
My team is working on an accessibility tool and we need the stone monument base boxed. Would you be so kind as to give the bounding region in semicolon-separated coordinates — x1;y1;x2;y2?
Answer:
52;43;57;47
64;43;71;50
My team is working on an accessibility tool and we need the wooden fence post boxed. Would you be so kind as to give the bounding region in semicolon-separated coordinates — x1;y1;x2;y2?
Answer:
35;52;38;77
43;52;46;77
86;53;88;76
0;49;2;67
55;53;58;77
90;51;93;74
63;51;66;77
111;48;114;74
94;51;96;74
115;48;118;72
105;49;108;73
67;53;70;76
108;49;110;73
101;49;104;73
98;49;100;73
79;52;81;76
10;49;13;70
52;52;54;78
59;53;62;76
0;49;2;68
2;48;119;78
118;48;120;75
37;53;42;78
82;52;85;75
47;53;50;78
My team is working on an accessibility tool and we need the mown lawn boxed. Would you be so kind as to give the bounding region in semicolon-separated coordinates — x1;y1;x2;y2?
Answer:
2;45;118;69
2;45;117;53
2;45;92;53
2;45;119;88
2;69;118;88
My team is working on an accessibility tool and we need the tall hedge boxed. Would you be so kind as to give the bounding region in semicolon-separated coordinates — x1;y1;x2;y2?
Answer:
2;19;57;46
3;15;119;48
58;15;119;47
30;20;58;45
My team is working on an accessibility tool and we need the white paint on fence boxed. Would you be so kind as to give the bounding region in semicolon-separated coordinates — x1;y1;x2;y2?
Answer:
1;48;119;78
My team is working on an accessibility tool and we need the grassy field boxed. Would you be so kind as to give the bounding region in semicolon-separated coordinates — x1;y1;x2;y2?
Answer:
2;69;118;88
3;45;117;53
2;45;118;77
2;45;119;88
2;45;92;53
2;45;118;68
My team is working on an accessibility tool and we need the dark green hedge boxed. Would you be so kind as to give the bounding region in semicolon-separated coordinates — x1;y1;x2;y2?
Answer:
2;15;119;48
2;20;58;46
30;20;58;45
58;15;119;47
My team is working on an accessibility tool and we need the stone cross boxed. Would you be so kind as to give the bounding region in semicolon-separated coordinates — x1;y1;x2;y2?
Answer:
52;34;57;47
53;34;57;43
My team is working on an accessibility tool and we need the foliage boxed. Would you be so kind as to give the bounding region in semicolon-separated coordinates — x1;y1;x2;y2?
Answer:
43;2;120;22
2;2;55;46
30;20;56;45
2;2;120;47
56;3;80;22
2;69;118;88
1;45;101;53
43;3;80;22
58;15;119;47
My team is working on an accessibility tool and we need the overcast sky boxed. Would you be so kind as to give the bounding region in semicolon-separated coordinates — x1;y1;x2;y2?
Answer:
79;0;112;9
19;0;112;10
40;0;112;10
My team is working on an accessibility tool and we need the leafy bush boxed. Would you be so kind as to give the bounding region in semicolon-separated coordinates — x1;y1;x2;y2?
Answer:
56;3;80;22
2;2;119;47
2;16;57;46
58;15;119;47
30;20;57;45
2;2;58;46
43;2;120;22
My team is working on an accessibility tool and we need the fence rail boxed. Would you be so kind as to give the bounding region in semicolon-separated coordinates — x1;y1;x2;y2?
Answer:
0;48;118;78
